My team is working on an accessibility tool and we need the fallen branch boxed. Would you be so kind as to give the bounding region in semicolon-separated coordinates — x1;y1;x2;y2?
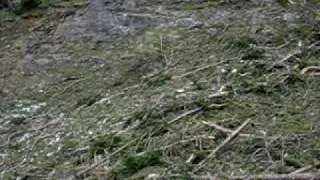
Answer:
168;107;203;124
290;161;320;174
300;66;320;76
252;41;292;50
156;135;216;151
231;173;320;180
171;61;225;80
307;41;320;49
202;120;263;139
114;12;169;19
208;103;228;109
75;139;136;177
269;50;301;71
195;119;252;172
155;174;219;180
278;52;297;64
94;84;140;106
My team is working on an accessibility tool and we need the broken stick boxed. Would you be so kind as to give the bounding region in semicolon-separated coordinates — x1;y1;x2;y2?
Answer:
231;172;320;180
195;119;252;172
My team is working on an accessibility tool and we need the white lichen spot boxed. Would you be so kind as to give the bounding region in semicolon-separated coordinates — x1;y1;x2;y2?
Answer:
47;152;54;157
221;68;227;73
18;133;32;143
231;68;238;73
57;145;62;152
55;135;61;142
176;89;185;93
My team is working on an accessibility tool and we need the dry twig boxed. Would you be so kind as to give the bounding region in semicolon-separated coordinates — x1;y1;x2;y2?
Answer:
162;174;219;179
290;161;320;174
168;107;203;124
253;41;292;50
300;66;320;76
231;173;320;180
202;120;263;139
75;139;136;177
195;119;252;172
171;61;225;80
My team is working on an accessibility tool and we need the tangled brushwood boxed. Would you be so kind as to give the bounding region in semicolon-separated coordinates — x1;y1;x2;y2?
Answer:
0;0;319;179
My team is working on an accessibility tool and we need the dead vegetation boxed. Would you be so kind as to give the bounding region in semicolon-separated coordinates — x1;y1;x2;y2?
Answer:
0;0;320;179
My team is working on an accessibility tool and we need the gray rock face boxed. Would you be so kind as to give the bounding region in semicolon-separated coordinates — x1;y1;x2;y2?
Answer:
22;36;64;75
55;0;166;43
22;0;197;75
22;0;285;75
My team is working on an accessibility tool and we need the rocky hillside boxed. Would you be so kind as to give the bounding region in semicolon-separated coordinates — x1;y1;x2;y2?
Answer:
0;0;319;179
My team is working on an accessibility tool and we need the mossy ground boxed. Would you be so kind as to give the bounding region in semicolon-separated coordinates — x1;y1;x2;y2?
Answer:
0;0;319;179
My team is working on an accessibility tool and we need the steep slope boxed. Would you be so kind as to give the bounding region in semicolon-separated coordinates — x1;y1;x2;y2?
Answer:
0;0;319;179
